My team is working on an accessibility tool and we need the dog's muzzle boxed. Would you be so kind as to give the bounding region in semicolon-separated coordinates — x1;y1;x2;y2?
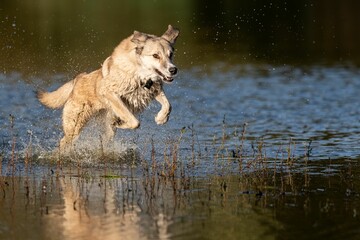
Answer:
155;67;178;83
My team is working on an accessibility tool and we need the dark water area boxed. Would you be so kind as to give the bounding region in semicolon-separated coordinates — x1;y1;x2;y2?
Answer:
1;0;360;76
1;1;360;240
1;167;360;240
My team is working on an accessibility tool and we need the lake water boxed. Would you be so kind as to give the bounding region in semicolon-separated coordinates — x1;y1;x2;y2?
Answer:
1;63;360;240
1;1;360;239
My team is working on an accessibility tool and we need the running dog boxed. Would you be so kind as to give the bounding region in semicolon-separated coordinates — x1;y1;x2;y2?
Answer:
37;25;180;151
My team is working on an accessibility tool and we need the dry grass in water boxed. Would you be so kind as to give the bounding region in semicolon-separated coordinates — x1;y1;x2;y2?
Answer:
0;115;343;205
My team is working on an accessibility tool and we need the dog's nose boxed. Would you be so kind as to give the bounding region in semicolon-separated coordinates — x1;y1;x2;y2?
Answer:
169;67;178;75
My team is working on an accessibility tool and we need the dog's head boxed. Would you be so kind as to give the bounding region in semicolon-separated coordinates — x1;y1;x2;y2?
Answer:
131;25;180;83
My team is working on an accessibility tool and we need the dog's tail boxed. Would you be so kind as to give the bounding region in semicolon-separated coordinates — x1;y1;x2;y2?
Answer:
36;80;75;109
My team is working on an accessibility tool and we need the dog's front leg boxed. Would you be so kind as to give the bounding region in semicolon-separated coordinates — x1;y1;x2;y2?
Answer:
155;91;172;125
103;93;140;129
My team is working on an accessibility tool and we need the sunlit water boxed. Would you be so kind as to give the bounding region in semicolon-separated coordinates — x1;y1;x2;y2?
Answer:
1;64;360;239
2;64;360;159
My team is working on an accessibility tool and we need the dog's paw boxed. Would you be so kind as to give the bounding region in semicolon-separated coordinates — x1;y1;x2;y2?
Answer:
155;114;169;125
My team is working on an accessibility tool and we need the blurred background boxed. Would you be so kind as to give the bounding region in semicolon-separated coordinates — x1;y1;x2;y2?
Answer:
1;0;360;78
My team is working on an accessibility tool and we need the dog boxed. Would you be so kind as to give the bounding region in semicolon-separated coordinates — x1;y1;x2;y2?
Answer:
37;25;180;151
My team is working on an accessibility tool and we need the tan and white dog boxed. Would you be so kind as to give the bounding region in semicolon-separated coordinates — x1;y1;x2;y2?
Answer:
37;25;180;151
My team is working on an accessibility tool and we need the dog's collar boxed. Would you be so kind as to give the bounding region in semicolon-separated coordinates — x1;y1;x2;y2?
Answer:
142;79;153;90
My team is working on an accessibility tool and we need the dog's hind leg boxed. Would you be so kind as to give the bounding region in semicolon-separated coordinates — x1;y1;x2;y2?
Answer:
59;102;93;152
97;110;117;146
105;111;117;141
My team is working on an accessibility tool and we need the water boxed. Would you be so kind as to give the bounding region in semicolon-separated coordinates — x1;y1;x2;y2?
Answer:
2;64;360;160
185;65;360;160
1;64;360;240
0;169;359;240
1;1;360;239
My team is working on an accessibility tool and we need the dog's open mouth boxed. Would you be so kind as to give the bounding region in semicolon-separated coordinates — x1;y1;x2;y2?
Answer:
155;69;173;83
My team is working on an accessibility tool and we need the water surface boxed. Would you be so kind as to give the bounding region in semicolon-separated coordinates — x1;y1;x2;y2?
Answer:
1;64;360;240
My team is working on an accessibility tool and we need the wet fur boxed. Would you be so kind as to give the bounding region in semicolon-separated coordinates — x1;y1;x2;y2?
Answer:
37;25;179;151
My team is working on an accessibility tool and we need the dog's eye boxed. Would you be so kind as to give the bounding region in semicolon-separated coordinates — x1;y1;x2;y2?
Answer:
169;52;173;59
152;54;160;59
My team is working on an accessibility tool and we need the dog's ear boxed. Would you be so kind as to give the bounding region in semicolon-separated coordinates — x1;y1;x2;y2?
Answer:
131;31;149;54
102;56;113;77
131;31;148;44
162;25;180;45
